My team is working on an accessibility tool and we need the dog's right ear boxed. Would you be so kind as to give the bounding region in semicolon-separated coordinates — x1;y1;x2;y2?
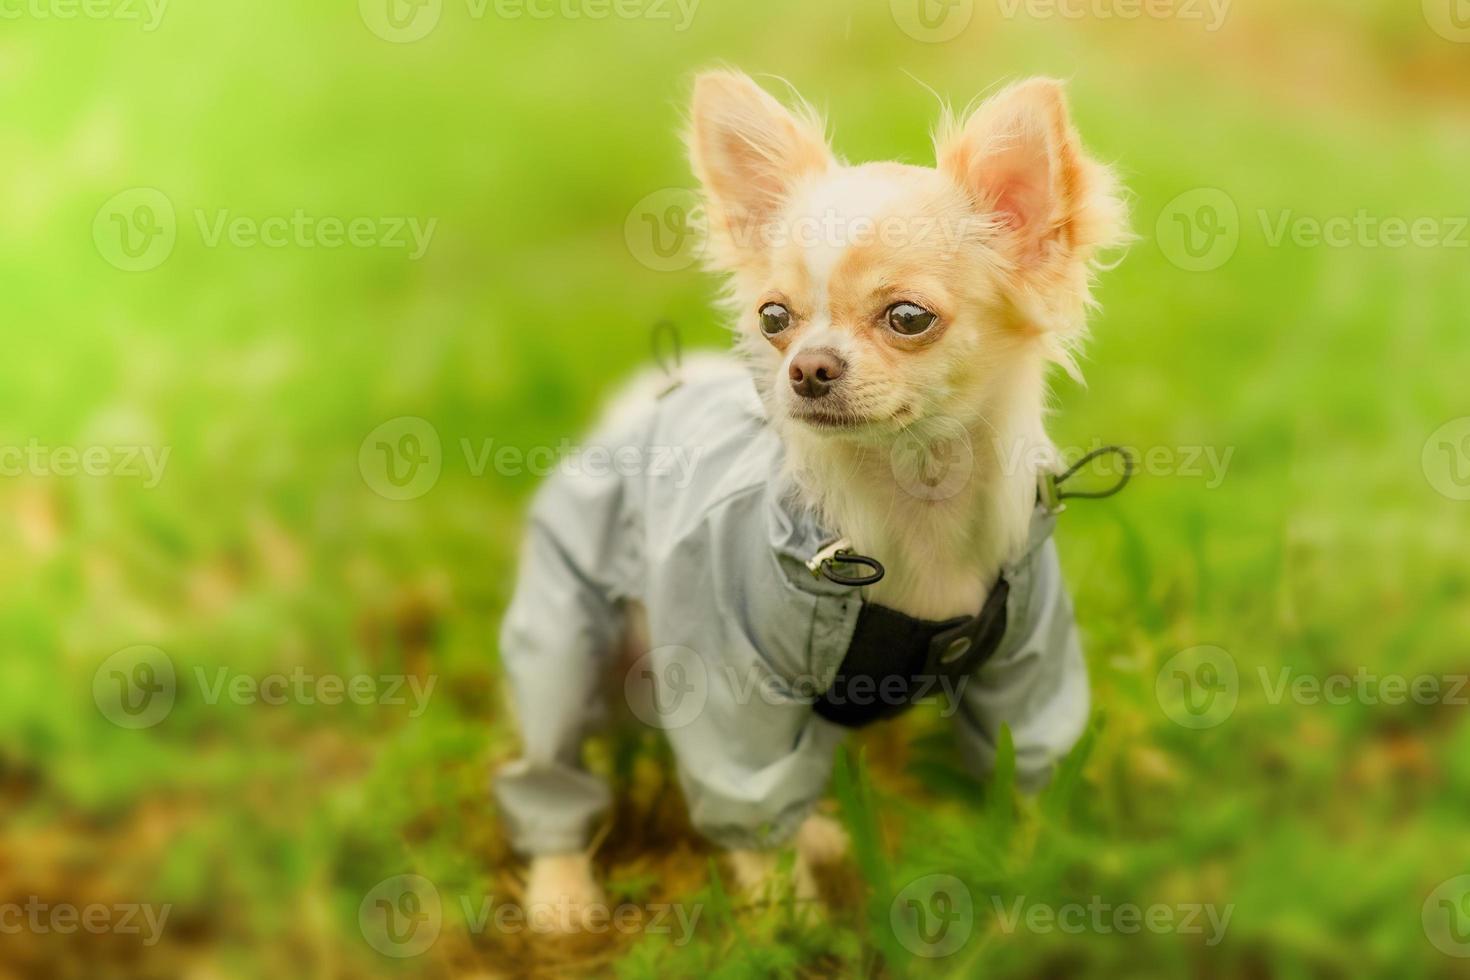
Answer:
688;70;834;268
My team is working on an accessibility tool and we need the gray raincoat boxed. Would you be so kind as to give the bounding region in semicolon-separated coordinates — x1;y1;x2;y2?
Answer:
494;367;1089;854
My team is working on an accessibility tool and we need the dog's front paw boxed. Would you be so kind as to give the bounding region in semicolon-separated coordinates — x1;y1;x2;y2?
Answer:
727;848;821;921
726;849;781;900
524;853;606;933
796;813;849;868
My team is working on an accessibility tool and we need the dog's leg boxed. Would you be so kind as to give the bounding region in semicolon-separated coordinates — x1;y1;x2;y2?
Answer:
724;817;849;917
496;518;626;931
726;814;851;921
726;849;819;907
725;813;850;907
794;812;849;868
525;852;607;933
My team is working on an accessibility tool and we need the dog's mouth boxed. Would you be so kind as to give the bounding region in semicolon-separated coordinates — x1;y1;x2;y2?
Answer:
792;408;864;429
788;403;915;431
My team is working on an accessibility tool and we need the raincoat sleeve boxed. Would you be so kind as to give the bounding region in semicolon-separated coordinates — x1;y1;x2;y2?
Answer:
492;462;636;856
952;536;1090;791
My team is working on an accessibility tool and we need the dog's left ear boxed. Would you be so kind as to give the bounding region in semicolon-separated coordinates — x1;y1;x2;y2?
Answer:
937;78;1127;306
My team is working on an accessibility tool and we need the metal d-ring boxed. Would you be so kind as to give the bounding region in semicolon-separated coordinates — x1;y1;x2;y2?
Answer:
819;550;886;587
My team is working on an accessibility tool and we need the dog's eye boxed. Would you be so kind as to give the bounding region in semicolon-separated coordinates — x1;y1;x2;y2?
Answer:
886;302;937;336
759;303;792;336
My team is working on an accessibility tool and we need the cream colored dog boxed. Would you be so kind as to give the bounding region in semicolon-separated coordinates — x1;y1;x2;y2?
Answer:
518;68;1127;930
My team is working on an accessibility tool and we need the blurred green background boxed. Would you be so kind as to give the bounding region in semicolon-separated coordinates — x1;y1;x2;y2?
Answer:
2;0;1469;976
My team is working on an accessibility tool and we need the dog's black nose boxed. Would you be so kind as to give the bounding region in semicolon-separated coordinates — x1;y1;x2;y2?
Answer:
789;349;846;399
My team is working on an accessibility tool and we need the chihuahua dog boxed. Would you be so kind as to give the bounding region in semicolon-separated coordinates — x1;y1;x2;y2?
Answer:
495;70;1127;931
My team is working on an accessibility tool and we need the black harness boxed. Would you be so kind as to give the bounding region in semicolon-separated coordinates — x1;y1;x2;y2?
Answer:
813;576;1010;728
808;445;1134;729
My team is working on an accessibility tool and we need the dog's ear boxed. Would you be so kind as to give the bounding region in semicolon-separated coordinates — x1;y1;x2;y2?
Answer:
937;79;1127;300
688;70;834;267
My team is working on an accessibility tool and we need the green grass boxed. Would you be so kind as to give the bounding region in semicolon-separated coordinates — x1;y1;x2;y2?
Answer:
2;0;1469;976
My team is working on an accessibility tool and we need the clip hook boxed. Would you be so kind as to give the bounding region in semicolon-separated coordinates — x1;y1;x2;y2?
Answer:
1041;445;1135;514
806;538;886;586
